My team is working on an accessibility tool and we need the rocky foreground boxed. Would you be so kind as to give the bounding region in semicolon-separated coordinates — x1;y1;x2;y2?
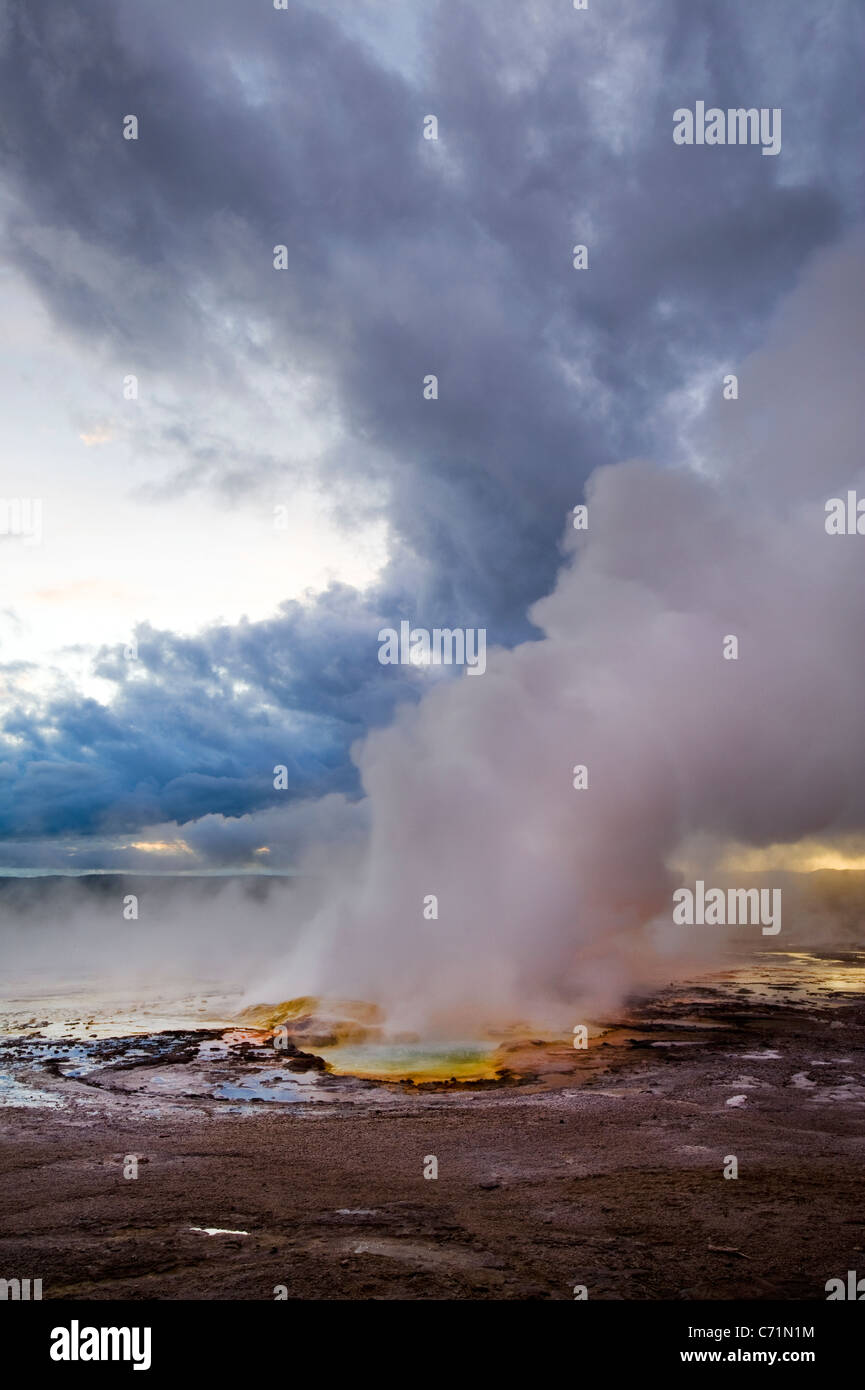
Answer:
1;955;864;1299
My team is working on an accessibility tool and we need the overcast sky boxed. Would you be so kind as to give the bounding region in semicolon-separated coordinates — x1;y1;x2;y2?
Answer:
0;0;862;872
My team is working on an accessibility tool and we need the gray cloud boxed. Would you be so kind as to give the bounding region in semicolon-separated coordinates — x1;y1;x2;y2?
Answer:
0;0;861;861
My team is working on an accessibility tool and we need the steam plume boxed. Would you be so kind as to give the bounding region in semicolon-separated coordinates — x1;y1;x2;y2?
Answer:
251;234;865;1033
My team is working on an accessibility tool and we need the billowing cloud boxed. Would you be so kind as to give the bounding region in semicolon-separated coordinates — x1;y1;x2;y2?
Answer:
250;234;865;1029
0;0;861;863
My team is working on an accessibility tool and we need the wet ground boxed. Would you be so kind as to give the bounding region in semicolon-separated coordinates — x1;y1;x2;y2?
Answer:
1;951;864;1299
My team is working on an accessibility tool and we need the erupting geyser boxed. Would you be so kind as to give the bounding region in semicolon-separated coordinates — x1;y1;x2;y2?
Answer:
246;235;865;1038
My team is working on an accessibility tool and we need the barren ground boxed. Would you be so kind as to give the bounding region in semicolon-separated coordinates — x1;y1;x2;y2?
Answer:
2;967;864;1300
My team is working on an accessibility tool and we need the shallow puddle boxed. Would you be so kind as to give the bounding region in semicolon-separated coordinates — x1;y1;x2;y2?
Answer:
318;1040;500;1082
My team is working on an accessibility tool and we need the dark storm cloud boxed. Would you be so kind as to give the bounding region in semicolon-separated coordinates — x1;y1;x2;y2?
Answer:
0;586;424;839
0;0;861;855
